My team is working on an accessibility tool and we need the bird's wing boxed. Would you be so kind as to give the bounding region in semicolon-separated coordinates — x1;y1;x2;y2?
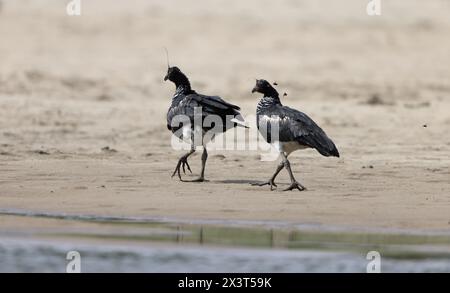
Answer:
167;93;242;131
274;105;339;157
189;94;241;112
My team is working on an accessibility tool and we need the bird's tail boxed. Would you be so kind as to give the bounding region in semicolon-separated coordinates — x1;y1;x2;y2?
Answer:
304;133;339;158
231;114;250;128
326;145;340;157
317;140;340;158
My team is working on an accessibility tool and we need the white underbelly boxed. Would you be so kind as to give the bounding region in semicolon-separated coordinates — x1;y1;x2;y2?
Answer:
272;141;307;155
181;125;214;146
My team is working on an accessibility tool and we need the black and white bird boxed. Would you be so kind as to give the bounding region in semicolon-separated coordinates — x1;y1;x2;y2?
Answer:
164;66;246;182
252;79;339;191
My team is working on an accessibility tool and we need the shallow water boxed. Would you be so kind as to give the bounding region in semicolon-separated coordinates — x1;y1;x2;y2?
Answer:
0;209;449;273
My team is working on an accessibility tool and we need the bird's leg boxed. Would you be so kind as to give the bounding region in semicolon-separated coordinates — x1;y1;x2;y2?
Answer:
252;161;284;190
281;153;306;191
186;147;208;183
199;147;208;180
171;147;195;181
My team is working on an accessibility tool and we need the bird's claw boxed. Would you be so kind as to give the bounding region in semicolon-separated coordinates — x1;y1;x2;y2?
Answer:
283;181;306;192
252;180;277;190
182;160;192;174
171;157;192;180
171;167;181;180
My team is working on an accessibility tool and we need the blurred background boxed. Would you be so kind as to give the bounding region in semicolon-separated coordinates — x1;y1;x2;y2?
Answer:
0;0;449;154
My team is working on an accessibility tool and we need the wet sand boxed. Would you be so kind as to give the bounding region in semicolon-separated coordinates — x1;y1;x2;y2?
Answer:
0;0;450;232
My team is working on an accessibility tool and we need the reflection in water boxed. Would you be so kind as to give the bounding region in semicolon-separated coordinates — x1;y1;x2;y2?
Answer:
0;209;449;272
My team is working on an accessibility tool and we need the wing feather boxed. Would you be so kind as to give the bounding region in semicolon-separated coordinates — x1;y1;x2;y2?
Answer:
167;93;243;132
259;105;339;157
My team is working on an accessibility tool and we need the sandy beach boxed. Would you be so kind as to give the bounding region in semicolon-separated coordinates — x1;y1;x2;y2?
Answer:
1;0;450;233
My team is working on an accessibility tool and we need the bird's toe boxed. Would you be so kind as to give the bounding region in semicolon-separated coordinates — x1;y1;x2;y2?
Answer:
283;182;306;192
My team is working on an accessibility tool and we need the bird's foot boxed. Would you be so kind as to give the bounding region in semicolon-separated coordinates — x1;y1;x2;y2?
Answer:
283;181;306;192
252;180;277;191
183;177;206;183
171;157;192;180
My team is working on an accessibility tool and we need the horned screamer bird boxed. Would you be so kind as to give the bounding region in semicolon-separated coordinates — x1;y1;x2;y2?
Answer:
251;79;339;191
164;66;246;182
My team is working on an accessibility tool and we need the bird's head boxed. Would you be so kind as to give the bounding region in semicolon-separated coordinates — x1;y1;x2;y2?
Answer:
164;66;183;82
252;79;278;96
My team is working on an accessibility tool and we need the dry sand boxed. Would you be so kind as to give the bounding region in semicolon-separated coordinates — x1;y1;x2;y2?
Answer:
0;0;449;231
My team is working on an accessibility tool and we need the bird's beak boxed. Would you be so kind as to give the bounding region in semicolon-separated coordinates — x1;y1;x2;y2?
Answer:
251;86;258;93
164;75;169;81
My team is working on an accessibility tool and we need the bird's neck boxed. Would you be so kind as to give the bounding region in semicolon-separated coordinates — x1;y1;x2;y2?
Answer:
172;78;194;105
174;73;192;93
264;86;279;99
257;93;281;113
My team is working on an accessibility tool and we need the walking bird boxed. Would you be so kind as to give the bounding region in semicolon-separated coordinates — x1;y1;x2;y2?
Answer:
251;79;339;191
164;66;246;182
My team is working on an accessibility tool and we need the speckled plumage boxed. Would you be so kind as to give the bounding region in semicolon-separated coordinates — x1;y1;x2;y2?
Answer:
164;66;245;181
254;80;339;157
252;79;339;191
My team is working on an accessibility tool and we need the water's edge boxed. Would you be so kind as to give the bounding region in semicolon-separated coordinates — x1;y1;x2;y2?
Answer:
1;207;449;236
1;208;449;273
